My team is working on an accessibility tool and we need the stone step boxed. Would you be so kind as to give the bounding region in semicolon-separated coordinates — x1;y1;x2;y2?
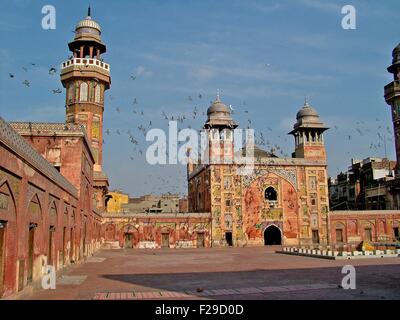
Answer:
102;241;121;249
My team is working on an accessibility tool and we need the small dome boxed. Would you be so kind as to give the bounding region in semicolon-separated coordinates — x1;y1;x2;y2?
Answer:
76;16;101;33
289;99;328;134
207;97;231;115
204;93;238;129
296;101;319;120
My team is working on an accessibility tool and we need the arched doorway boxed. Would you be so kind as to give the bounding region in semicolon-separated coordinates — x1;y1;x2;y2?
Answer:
105;224;115;241
123;225;136;249
0;180;17;297
124;233;133;248
225;232;233;247
48;201;57;267
27;193;42;284
264;225;282;245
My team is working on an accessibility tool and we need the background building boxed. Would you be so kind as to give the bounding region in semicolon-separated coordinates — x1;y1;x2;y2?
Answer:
106;190;129;213
329;157;396;210
122;193;181;214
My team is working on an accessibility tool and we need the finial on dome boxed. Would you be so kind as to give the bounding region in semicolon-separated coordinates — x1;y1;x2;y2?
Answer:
304;95;310;107
88;5;91;17
216;89;221;101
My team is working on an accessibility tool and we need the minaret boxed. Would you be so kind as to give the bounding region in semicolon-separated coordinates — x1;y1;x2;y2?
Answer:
384;43;400;175
203;91;238;164
289;99;328;160
60;8;110;210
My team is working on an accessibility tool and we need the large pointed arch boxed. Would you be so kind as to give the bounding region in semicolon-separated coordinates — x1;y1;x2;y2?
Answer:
48;199;58;227
0;179;17;221
0;179;17;297
28;193;42;224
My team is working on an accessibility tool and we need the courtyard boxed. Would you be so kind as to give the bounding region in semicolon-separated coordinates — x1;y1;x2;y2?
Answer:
16;247;400;300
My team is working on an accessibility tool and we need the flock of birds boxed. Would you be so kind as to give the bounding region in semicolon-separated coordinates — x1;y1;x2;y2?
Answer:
5;62;395;195
9;64;58;91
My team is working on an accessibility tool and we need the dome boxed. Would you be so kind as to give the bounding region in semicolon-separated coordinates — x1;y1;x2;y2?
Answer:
204;93;238;129
207;97;231;115
76;16;101;34
296;101;320;120
289;99;328;134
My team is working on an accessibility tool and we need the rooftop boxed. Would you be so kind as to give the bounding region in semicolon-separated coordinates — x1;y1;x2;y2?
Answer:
0;117;78;197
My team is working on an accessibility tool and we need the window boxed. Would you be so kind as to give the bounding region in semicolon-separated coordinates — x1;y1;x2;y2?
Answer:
221;129;232;140
309;176;317;190
95;84;101;103
223;177;231;190
225;199;231;207
75;82;80;101
68;84;74;103
336;229;344;243
312;230;319;244
364;228;372;242
393;227;399;240
80;82;88;102
265;187;277;201
89;82;96;102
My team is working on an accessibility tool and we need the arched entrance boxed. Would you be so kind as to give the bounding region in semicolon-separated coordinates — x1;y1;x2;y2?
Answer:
0;180;17;297
123;224;136;249
225;232;233;247
124;233;133;248
264;225;282;245
27;193;42;284
105;224;115;241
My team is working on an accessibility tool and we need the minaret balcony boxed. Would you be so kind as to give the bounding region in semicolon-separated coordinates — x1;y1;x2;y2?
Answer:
384;80;400;102
61;58;110;73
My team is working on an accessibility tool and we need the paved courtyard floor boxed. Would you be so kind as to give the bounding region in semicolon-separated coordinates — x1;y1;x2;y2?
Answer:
21;247;400;300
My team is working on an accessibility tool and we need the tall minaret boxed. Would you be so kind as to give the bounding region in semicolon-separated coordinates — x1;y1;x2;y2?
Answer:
60;8;110;209
289;99;328;160
384;43;400;175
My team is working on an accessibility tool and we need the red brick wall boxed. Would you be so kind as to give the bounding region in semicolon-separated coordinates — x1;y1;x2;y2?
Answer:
0;135;100;298
102;215;211;249
329;211;400;245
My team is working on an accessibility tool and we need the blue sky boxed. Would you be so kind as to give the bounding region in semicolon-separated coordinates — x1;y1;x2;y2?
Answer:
0;0;399;197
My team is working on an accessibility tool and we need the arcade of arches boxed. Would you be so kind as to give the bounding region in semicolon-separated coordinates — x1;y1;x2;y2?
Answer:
0;117;102;299
101;213;211;249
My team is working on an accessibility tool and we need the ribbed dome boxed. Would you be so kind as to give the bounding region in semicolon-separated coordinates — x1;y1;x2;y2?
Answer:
76;16;101;33
289;100;328;134
204;93;237;129
207;97;231;115
296;102;319;121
